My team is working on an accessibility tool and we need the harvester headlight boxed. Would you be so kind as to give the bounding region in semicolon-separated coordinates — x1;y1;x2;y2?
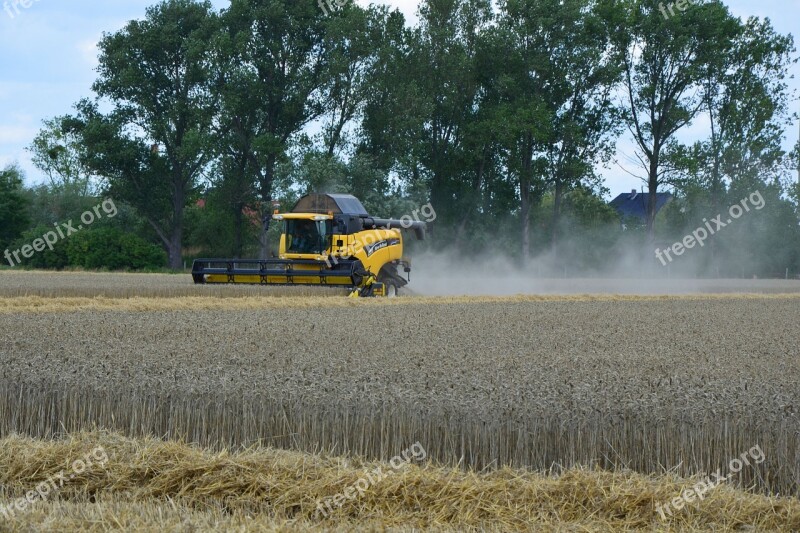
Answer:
313;215;329;221
273;215;284;220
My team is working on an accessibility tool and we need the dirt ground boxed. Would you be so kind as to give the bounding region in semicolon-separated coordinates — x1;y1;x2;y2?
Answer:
1;268;799;297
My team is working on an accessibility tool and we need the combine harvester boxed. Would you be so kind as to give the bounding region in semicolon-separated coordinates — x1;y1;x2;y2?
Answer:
191;193;426;297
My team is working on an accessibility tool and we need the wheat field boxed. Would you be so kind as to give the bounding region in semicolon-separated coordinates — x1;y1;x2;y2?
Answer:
1;432;799;532
1;271;799;530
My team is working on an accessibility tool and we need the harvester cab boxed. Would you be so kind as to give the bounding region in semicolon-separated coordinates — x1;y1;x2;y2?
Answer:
191;194;426;297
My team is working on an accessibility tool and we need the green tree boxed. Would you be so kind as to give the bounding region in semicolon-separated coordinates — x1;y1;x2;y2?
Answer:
410;0;491;230
319;5;391;157
184;184;261;258
213;0;331;259
357;8;416;173
28;117;98;196
614;0;740;241
360;0;492;243
488;0;584;259
541;1;622;257
74;0;218;269
0;165;30;258
706;17;794;263
288;149;402;216
21;183;98;231
539;185;622;271
698;18;795;208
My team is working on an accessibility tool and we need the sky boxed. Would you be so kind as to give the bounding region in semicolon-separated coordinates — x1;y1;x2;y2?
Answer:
0;0;797;199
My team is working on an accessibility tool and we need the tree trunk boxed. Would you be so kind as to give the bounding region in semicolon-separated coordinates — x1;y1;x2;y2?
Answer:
258;204;272;260
709;113;722;277
257;155;277;260
168;178;185;270
520;135;534;261
231;153;248;259
454;147;487;249
168;226;182;270
646;157;659;243
233;202;243;258
552;178;564;258
521;196;531;261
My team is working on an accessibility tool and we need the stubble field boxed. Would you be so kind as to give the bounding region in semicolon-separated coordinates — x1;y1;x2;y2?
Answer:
1;271;799;531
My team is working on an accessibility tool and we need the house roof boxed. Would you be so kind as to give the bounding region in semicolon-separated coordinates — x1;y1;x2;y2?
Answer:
610;191;673;220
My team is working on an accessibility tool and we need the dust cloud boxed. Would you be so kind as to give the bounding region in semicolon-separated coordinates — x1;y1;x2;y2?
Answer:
407;252;800;296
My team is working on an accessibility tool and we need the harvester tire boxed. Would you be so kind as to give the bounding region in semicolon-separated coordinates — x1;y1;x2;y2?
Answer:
384;280;398;298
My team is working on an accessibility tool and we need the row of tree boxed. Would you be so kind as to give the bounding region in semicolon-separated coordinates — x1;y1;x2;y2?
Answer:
2;0;799;275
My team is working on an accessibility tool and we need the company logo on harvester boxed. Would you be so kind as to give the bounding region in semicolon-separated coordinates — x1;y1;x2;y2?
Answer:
364;238;400;257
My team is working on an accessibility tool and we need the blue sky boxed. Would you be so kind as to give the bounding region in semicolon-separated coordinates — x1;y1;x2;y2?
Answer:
0;0;797;197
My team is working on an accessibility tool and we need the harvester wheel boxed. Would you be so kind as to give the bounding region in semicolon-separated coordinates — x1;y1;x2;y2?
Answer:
377;273;399;298
384;281;398;298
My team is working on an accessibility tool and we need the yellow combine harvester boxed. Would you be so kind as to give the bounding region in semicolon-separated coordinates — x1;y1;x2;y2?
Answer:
191;194;426;297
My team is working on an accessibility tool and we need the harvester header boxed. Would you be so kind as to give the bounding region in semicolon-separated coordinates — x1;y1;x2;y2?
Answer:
191;194;426;297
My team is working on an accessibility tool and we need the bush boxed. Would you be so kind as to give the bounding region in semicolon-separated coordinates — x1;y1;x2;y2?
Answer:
6;226;70;269
9;227;165;271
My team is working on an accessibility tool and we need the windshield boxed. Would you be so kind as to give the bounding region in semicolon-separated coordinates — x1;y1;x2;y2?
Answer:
285;219;331;254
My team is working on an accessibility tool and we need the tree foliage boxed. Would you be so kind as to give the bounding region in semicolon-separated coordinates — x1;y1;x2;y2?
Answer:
15;0;799;276
68;0;218;269
0;165;30;254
